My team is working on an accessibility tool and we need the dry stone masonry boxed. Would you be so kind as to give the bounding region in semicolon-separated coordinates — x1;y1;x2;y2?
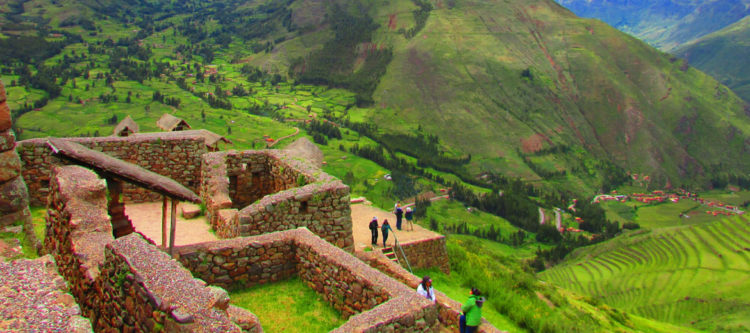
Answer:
98;233;256;332
177;227;441;332
395;236;451;274
17;131;207;205
44;165;257;332
0;79;31;228
0;255;92;332
201;150;354;251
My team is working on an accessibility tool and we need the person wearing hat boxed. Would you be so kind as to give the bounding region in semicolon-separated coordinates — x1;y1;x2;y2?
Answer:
369;216;379;245
405;206;414;231
394;203;404;230
460;288;485;333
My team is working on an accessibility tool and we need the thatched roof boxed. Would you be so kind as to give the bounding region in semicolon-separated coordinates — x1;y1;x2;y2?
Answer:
157;114;191;131
113;115;139;136
47;138;200;203
197;129;232;147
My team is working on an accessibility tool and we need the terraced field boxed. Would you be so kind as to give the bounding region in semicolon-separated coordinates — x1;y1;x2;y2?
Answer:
540;216;750;332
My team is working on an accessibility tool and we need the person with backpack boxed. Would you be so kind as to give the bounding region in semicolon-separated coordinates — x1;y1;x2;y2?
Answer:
417;276;436;302
369;217;379;246
381;219;393;247
405;206;414;231
459;288;485;333
394;204;404;230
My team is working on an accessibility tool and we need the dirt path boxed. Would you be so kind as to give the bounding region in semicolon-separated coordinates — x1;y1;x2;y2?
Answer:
268;127;299;147
350;203;442;251
124;201;443;251
125;202;217;246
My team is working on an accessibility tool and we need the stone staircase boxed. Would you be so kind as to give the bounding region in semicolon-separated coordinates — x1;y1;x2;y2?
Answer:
382;246;399;264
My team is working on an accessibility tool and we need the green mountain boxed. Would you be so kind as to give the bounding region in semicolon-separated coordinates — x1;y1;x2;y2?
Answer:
555;0;750;51
674;16;750;103
3;0;750;193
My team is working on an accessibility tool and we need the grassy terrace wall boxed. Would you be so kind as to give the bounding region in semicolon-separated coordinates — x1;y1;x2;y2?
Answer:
45;165;254;332
17;131;206;206
201;150;354;252
356;251;503;333
176;228;440;332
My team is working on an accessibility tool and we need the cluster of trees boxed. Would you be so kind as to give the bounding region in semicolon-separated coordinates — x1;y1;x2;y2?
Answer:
290;4;392;105
305;119;341;144
0;32;80;65
401;0;432;39
442;220;528;246
152;91;180;108
449;182;540;232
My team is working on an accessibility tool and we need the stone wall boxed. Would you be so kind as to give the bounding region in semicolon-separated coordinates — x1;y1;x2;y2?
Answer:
201;150;354;252
45;165;259;332
0;255;92;332
356;251;505;333
176;231;298;289
395;236;450;274
0;79;31;227
44;165;113;323
177;228;441;332
97;233;255;332
17;131;207;205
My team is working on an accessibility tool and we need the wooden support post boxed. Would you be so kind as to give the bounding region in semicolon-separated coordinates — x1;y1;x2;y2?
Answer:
161;196;168;248
169;199;178;256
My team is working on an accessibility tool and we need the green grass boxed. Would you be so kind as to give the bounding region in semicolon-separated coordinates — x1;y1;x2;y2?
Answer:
427;234;696;333
29;206;46;243
421;199;545;258
415;266;524;332
634;200;726;229
540;216;750;332
0;217;38;260
229;277;345;333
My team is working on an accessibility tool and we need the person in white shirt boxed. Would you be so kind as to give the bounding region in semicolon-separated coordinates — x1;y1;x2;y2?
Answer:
417;276;436;302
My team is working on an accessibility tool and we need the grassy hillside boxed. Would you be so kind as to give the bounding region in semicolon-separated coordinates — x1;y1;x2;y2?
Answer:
540;216;750;332
416;234;698;333
555;0;750;51
674;16;750;103
4;0;750;193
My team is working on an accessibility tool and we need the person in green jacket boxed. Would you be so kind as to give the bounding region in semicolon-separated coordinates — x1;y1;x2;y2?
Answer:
460;288;485;333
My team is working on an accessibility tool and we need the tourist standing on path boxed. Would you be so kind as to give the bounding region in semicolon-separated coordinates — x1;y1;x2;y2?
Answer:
381;219;393;247
369;217;379;245
459;288;485;333
395;204;404;230
405;206;414;231
417;276;435;302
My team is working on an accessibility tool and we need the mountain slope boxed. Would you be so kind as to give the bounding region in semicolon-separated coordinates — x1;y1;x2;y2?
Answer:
5;0;750;192
349;0;750;190
555;0;750;51
674;16;750;103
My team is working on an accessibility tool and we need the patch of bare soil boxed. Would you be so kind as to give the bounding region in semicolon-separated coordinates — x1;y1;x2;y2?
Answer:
125;202;217;246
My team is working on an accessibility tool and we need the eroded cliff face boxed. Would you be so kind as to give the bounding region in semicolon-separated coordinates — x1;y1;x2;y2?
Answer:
0;80;30;227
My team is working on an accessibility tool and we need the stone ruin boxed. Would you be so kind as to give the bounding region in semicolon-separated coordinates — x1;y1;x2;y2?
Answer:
1;73;502;331
0;80;30;229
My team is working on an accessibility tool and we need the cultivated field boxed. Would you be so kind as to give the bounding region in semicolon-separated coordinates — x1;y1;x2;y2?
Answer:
540;216;750;332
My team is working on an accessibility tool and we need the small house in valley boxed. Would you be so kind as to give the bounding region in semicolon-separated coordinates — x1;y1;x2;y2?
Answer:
113;116;139;137
157;113;191;131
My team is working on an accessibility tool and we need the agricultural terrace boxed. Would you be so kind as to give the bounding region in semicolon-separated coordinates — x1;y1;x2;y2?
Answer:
540;216;750;332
